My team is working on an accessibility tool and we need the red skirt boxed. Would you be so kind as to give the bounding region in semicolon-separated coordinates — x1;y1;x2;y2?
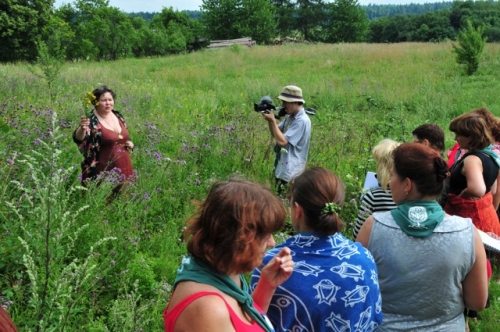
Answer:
445;192;500;236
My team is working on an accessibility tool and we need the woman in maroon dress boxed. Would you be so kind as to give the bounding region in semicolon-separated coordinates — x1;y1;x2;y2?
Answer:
73;86;135;194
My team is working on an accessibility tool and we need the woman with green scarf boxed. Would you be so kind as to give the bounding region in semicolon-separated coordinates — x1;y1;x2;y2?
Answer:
356;143;488;331
445;110;500;236
164;179;294;332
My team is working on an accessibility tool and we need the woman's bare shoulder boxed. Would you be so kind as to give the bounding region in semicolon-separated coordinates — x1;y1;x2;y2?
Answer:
171;284;234;332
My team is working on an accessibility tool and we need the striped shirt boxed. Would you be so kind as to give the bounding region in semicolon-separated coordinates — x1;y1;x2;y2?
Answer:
353;187;397;238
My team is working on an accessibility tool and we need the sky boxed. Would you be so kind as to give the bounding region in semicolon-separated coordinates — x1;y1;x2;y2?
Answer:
54;0;438;13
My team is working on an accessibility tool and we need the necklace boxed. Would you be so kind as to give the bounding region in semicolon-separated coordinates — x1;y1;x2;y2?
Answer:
98;114;123;139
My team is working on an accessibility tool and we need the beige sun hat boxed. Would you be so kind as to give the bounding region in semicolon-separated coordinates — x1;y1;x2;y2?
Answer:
277;85;305;103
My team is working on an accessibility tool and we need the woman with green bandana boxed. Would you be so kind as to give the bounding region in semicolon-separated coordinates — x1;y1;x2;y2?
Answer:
445;110;500;235
163;179;294;332
356;143;488;331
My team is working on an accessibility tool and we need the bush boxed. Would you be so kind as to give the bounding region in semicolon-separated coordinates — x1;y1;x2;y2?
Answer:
452;19;487;75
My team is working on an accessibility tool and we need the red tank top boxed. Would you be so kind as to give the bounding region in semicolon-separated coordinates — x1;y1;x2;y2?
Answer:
163;291;266;332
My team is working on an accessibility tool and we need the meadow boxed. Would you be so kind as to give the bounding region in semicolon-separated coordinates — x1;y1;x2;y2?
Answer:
1;42;500;331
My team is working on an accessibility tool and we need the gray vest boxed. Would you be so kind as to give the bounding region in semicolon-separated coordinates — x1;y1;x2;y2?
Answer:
369;212;475;331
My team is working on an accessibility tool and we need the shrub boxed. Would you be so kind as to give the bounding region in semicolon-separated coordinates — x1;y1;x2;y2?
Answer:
452;19;487;75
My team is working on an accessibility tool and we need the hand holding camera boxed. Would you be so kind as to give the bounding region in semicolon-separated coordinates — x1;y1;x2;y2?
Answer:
254;96;287;119
254;95;316;119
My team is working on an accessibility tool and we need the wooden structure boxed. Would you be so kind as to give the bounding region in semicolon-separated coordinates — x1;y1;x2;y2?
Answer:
273;36;308;45
207;37;256;49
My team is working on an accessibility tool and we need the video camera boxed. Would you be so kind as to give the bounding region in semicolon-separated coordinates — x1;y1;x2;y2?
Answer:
254;96;316;119
254;96;278;112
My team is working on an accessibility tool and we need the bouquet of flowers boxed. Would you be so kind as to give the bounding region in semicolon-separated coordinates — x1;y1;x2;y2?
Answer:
83;91;98;117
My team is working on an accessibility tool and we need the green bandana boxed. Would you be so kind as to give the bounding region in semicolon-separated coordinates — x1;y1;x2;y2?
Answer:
466;145;500;168
174;255;274;332
391;200;445;238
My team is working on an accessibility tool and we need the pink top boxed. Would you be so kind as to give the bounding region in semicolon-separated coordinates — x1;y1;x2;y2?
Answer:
163;291;266;332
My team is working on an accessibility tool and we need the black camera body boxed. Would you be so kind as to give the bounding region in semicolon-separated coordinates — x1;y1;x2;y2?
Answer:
254;96;276;113
254;95;316;119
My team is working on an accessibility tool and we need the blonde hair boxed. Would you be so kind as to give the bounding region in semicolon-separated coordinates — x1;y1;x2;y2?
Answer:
373;139;401;191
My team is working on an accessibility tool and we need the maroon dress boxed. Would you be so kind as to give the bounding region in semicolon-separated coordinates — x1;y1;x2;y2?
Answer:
97;119;134;190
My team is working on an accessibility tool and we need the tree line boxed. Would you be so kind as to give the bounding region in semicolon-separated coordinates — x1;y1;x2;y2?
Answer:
369;0;500;43
364;2;453;20
1;0;500;63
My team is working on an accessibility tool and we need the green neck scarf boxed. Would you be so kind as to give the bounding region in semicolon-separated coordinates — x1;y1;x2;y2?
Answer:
466;145;500;168
174;255;274;332
391;200;445;238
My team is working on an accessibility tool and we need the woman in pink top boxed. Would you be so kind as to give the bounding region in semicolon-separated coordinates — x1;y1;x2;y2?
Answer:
164;179;294;332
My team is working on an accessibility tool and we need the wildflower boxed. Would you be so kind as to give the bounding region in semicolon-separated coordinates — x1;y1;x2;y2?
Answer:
83;91;98;109
195;179;201;186
110;260;115;265
6;159;13;165
144;192;150;200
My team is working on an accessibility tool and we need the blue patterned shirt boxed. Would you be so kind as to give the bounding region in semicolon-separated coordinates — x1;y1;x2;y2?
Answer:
251;232;382;332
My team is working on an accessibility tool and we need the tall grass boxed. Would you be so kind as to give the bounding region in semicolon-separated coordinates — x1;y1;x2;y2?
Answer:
1;42;500;330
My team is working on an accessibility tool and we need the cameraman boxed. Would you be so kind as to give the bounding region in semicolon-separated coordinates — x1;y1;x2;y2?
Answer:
262;85;312;196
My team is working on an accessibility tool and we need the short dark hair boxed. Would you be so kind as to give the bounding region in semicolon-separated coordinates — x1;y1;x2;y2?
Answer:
412;124;445;153
185;179;286;274
393;143;449;198
289;167;345;236
92;86;116;105
449;112;494;151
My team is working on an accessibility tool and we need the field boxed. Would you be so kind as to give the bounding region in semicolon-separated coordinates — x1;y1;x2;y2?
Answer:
1;42;500;330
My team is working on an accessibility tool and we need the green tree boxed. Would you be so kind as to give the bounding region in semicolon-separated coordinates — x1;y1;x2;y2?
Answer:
55;1;101;60
80;6;136;60
368;17;390;42
271;0;296;37
57;1;136;60
239;0;276;44
452;19;487;75
326;0;369;43
0;0;53;62
201;0;276;43
201;0;242;40
295;0;328;41
165;21;188;53
154;7;207;53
